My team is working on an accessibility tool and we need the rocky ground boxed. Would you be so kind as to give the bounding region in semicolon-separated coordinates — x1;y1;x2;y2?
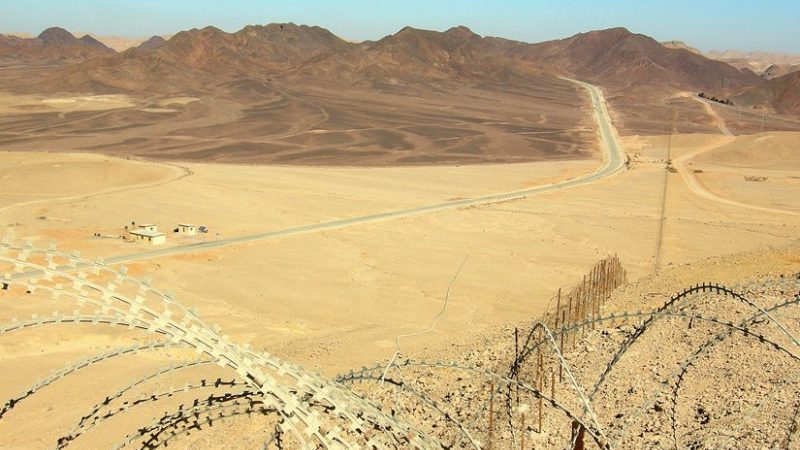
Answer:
341;245;800;449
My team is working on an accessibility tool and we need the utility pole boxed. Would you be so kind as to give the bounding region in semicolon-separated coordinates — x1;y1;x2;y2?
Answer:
666;107;676;162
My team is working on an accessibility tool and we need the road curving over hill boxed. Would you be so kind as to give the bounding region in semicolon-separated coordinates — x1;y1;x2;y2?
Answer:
14;78;626;271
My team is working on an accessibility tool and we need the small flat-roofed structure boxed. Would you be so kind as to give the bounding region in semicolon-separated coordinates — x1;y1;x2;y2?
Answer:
137;223;158;232
130;229;166;245
177;223;197;235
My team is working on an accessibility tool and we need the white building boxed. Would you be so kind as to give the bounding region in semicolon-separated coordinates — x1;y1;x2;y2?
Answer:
130;229;166;245
137;223;158;232
177;223;197;235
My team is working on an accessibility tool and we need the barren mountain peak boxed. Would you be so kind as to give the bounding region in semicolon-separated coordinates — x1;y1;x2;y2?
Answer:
265;22;301;29
173;26;223;40
386;25;473;41
195;25;224;34
38;26;78;44
78;34;111;49
445;25;478;36
136;35;167;51
564;27;642;48
588;26;632;36
396;25;419;34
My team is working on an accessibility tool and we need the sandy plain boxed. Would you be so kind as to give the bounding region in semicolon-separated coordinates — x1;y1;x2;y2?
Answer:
2;130;799;371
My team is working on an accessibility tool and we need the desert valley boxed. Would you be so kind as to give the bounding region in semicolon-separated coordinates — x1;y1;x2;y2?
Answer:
1;13;799;450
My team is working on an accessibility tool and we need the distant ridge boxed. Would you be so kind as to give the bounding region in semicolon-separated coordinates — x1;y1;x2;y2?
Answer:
54;23;349;92
0;27;115;62
4;30;162;51
50;24;764;96
705;49;800;79
707;49;800;66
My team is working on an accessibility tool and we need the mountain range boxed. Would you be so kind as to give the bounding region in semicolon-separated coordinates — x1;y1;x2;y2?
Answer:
2;24;799;117
48;25;762;93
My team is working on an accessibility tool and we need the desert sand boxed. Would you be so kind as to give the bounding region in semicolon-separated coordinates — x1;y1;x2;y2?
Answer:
1;128;798;376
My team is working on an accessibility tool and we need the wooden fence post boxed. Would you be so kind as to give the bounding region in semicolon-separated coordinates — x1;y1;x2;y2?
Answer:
559;310;565;381
592;263;599;329
555;288;562;331
538;352;543;433
488;382;495;449
581;276;587;338
514;327;520;405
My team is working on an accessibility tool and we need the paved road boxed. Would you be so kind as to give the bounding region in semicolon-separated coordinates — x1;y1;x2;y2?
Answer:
14;79;626;272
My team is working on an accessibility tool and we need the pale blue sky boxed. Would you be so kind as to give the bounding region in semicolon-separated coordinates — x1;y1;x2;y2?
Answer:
2;0;798;53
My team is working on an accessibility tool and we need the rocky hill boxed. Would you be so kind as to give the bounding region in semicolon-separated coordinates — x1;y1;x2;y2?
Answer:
734;70;800;116
515;27;760;92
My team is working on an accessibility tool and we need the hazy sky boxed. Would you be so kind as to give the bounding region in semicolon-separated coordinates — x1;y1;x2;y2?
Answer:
2;0;798;53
